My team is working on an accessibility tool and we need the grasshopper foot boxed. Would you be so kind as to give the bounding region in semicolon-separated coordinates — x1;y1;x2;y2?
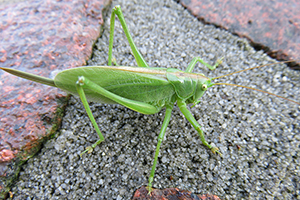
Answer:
145;185;153;196
216;57;224;65
111;57;119;66
211;147;222;157
80;146;93;156
80;139;104;156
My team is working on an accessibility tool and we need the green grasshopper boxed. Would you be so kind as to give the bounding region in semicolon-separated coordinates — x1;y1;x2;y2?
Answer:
1;5;299;192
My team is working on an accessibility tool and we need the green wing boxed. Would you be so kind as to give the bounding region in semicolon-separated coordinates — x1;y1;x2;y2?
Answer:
54;66;175;107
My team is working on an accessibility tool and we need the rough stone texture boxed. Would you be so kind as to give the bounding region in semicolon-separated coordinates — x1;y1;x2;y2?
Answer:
7;0;300;199
180;0;300;69
132;186;221;200
0;0;111;197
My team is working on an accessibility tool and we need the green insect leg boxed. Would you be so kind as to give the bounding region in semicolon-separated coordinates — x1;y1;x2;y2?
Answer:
76;82;105;156
177;99;222;156
185;57;223;72
147;103;174;193
76;75;162;155
108;5;149;68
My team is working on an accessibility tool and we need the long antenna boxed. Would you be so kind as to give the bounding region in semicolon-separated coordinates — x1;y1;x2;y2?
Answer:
212;61;296;80
214;83;300;105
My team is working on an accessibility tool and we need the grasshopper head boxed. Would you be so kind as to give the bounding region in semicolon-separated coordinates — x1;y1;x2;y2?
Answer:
166;69;213;105
186;76;213;105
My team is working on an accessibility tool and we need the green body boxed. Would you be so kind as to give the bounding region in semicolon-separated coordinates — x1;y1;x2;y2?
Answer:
59;66;175;108
55;66;211;110
1;5;223;192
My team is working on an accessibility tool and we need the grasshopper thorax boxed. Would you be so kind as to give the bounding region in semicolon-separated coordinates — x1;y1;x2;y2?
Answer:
166;68;212;104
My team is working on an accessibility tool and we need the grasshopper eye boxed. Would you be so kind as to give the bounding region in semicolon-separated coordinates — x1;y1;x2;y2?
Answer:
202;84;207;90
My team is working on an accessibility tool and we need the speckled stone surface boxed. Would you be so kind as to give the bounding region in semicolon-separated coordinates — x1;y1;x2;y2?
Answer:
6;0;300;199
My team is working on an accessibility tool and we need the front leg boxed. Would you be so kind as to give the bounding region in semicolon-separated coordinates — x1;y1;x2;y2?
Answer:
177;99;222;156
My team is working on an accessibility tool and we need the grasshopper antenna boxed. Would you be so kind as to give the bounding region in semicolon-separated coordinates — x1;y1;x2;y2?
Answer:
212;60;297;80
212;60;300;105
214;83;300;105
